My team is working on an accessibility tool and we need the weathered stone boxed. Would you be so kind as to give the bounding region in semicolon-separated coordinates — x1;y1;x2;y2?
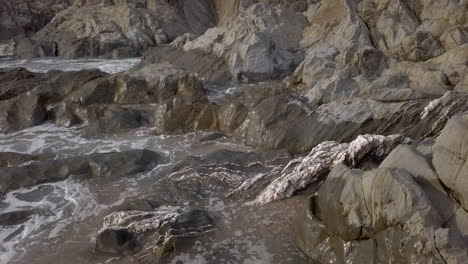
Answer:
0;94;47;134
183;3;307;81
0;149;163;193
96;207;216;260
433;113;468;211
0;0;71;41
14;0;218;58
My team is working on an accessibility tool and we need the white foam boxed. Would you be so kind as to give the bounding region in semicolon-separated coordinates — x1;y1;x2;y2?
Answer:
0;57;140;74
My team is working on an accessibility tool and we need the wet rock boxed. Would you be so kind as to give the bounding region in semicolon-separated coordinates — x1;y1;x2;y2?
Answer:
96;207;216;260
0;152;45;168
152;149;290;204
211;81;468;154
0;94;48;133
0;210;36;226
0;149;163;193
0;68;43;100
0;67;107;103
64;63;205;105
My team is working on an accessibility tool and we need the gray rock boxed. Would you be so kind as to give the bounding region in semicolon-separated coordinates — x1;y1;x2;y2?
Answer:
0;149;163;193
433;113;468;211
0;0;71;41
14;0;218;58
0;152;45;168
183;3;307;81
0;94;47;133
96;207;216;261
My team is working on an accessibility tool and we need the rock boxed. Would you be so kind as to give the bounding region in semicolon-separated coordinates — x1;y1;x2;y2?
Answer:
65;63;205;105
296;115;468;263
0;94;48;134
151;149;290;204
11;37;57;59
142;46;233;84
14;0;218;58
433;113;468;211
183;3;307;81
250;134;408;205
380;145;456;223
298;164;468;263
0;67;107;103
0;0;71;41
96;207;216;260
0;152;45;168
0;149;163;193
0;210;36;226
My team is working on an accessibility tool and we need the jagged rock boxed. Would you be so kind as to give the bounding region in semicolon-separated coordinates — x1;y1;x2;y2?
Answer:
0;0;71;41
14;0;218;58
142;46;233;84
0;149;163;193
65;63;205;105
250;134;408;205
183;3;307;81
96;207;216;260
151;149;290;204
0;68;107;102
0;94;48;134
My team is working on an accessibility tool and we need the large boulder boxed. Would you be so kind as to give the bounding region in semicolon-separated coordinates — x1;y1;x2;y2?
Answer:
433;113;468;211
296;114;468;263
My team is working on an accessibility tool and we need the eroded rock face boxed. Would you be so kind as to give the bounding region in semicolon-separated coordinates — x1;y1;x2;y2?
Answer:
296;114;468;263
183;3;307;82
0;0;71;41
13;0;218;58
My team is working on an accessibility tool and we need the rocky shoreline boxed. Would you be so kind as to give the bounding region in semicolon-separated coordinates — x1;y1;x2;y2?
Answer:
0;0;467;263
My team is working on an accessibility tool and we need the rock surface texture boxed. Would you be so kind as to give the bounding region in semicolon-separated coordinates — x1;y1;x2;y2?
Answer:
296;113;468;264
1;0;468;263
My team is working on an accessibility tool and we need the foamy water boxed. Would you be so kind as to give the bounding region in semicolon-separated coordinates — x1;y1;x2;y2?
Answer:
0;56;308;264
0;57;140;74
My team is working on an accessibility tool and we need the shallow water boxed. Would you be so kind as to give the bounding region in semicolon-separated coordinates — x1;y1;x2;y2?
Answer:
0;57;140;74
0;55;309;264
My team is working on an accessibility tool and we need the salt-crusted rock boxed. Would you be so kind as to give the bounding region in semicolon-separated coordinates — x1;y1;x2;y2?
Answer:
96;207;216;259
250;134;408;205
